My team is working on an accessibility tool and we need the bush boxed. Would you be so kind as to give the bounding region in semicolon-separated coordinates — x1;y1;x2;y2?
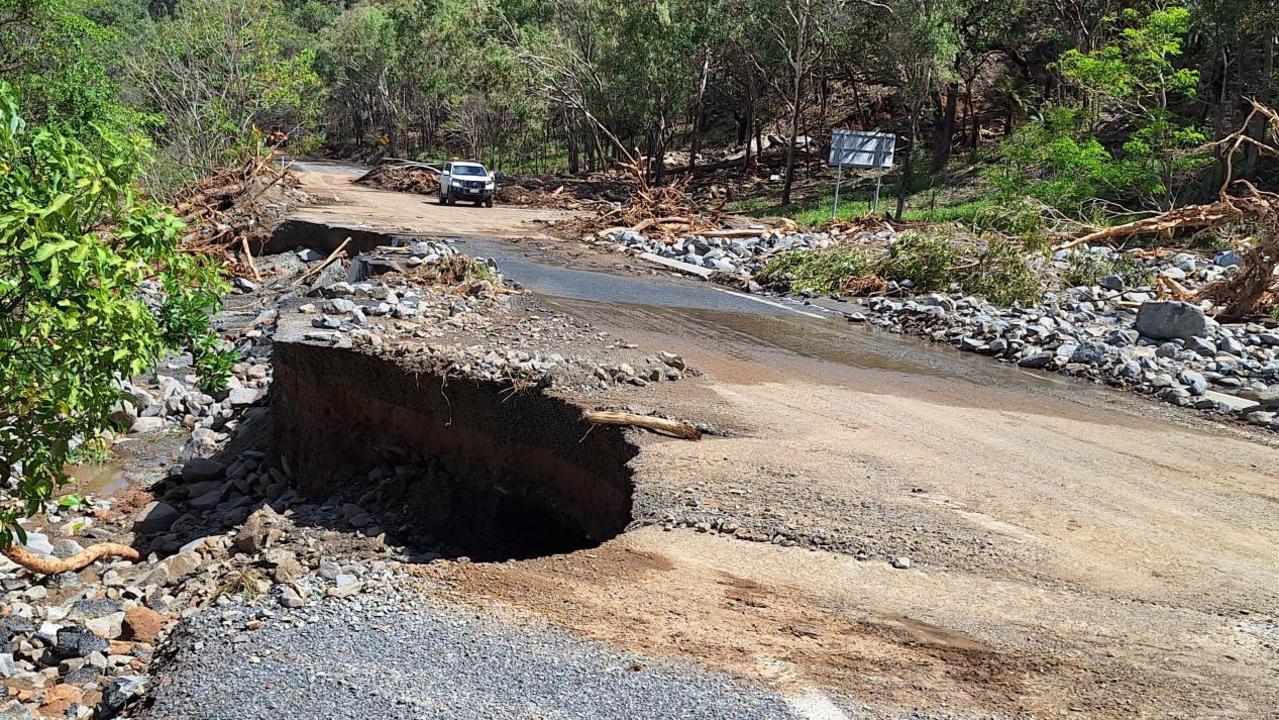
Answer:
1060;251;1152;288
757;248;878;294
960;238;1044;306
0;82;229;548
880;232;961;291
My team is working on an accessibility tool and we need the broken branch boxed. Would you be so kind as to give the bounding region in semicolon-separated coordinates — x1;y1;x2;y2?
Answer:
3;543;140;575
582;410;702;440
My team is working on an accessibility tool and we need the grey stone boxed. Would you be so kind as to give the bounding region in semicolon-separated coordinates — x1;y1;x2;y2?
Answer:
133;501;179;534
52;539;85;559
891;557;911;570
1214;250;1242;268
227;387;266;407
129;416;166;434
1239;385;1279;409
1107;329;1139;347
1179;370;1208;396
1186;337;1216;357
1135;301;1208;341
1098;274;1125;291
0;653;14;679
85;612;125;641
277;587;305;609
155;552;202;586
182;458;225;484
101;675;148;714
0;700;34;720
18;532;53;557
1199;391;1260;414
1018;352;1055;369
55;627;109;659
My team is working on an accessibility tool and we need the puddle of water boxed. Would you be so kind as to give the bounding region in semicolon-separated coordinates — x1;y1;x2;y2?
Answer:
65;461;128;497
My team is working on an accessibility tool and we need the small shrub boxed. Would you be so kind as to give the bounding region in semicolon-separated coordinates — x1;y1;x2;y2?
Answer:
757;248;879;294
960;238;1044;306
880;232;961;291
1061;251;1152;288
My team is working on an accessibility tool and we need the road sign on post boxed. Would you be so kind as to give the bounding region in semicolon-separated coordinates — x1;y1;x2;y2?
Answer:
829;130;896;218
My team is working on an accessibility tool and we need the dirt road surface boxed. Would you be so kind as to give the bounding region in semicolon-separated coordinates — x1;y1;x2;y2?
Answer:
279;163;1279;719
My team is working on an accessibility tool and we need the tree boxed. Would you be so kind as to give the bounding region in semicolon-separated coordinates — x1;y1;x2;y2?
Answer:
1057;3;1205;208
0;82;229;549
122;0;324;190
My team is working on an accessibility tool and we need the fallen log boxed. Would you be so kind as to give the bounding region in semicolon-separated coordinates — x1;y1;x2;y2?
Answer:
583;410;702;440
4;543;140;574
1054;202;1248;251
638;252;714;279
700;228;770;239
291;236;352;287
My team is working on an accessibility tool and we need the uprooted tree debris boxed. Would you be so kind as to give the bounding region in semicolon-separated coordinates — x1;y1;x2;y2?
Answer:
1047;101;1279;319
175;148;312;278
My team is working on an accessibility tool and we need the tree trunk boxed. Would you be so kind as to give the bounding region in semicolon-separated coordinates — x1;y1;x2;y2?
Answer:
896;106;919;222
781;74;804;206
932;81;958;170
1242;29;1275;178
688;50;711;173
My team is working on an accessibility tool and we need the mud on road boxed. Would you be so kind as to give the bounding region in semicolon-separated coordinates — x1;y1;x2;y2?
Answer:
161;163;1279;719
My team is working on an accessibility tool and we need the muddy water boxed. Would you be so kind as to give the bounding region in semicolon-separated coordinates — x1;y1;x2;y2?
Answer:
66;461;128;497
453;236;1228;433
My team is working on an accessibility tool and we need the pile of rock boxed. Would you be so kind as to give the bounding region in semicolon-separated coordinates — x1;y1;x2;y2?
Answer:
603;226;894;276
857;292;1279;429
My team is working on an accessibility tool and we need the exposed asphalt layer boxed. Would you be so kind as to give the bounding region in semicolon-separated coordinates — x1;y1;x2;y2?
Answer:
142;595;803;720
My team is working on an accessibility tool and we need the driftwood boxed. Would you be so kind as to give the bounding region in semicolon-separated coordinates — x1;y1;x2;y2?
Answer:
582;410;702;440
1053;201;1253;251
1053;99;1279;319
291;237;352;287
4;543;140;574
241;237;261;282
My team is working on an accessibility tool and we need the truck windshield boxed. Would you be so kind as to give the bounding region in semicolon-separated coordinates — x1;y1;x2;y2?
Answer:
452;165;486;176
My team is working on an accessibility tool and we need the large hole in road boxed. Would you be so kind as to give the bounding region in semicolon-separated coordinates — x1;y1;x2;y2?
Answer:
270;341;637;561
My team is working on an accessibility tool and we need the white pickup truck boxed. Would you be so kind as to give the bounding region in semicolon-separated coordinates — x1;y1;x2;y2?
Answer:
438;161;495;207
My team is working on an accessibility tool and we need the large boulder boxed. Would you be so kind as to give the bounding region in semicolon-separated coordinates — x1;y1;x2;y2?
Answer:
1135;301;1208;341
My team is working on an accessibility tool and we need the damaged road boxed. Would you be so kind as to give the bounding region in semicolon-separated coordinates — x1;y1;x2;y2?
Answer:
4;161;1276;720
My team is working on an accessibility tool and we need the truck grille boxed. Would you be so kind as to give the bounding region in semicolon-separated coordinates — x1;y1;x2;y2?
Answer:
467;181;484;189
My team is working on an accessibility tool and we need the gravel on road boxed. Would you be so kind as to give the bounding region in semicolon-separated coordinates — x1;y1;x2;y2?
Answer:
142;596;805;720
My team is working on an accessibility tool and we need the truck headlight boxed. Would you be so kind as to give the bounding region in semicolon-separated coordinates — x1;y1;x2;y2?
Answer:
451;179;464;187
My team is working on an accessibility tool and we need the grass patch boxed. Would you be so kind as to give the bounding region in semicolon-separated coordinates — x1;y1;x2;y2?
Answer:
216;569;269;601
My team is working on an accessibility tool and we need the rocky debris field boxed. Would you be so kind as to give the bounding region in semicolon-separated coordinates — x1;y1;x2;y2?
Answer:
1;232;705;719
600;224;873;280
605;219;1279;431
836;246;1279;431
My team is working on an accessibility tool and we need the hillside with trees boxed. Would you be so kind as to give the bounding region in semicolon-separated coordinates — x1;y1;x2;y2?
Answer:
2;0;1275;214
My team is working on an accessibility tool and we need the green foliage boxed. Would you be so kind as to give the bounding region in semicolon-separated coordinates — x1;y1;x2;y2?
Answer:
1060;251;1152;289
992;4;1207;217
124;0;325;190
757;248;878;294
0;83;227;548
0;0;143;137
961;238;1042;306
881;232;961;292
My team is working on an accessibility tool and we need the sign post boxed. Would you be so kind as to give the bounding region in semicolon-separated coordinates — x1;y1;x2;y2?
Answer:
829;130;896;219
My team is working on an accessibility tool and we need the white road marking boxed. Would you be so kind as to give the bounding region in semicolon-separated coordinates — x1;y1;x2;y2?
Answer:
709;287;827;319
